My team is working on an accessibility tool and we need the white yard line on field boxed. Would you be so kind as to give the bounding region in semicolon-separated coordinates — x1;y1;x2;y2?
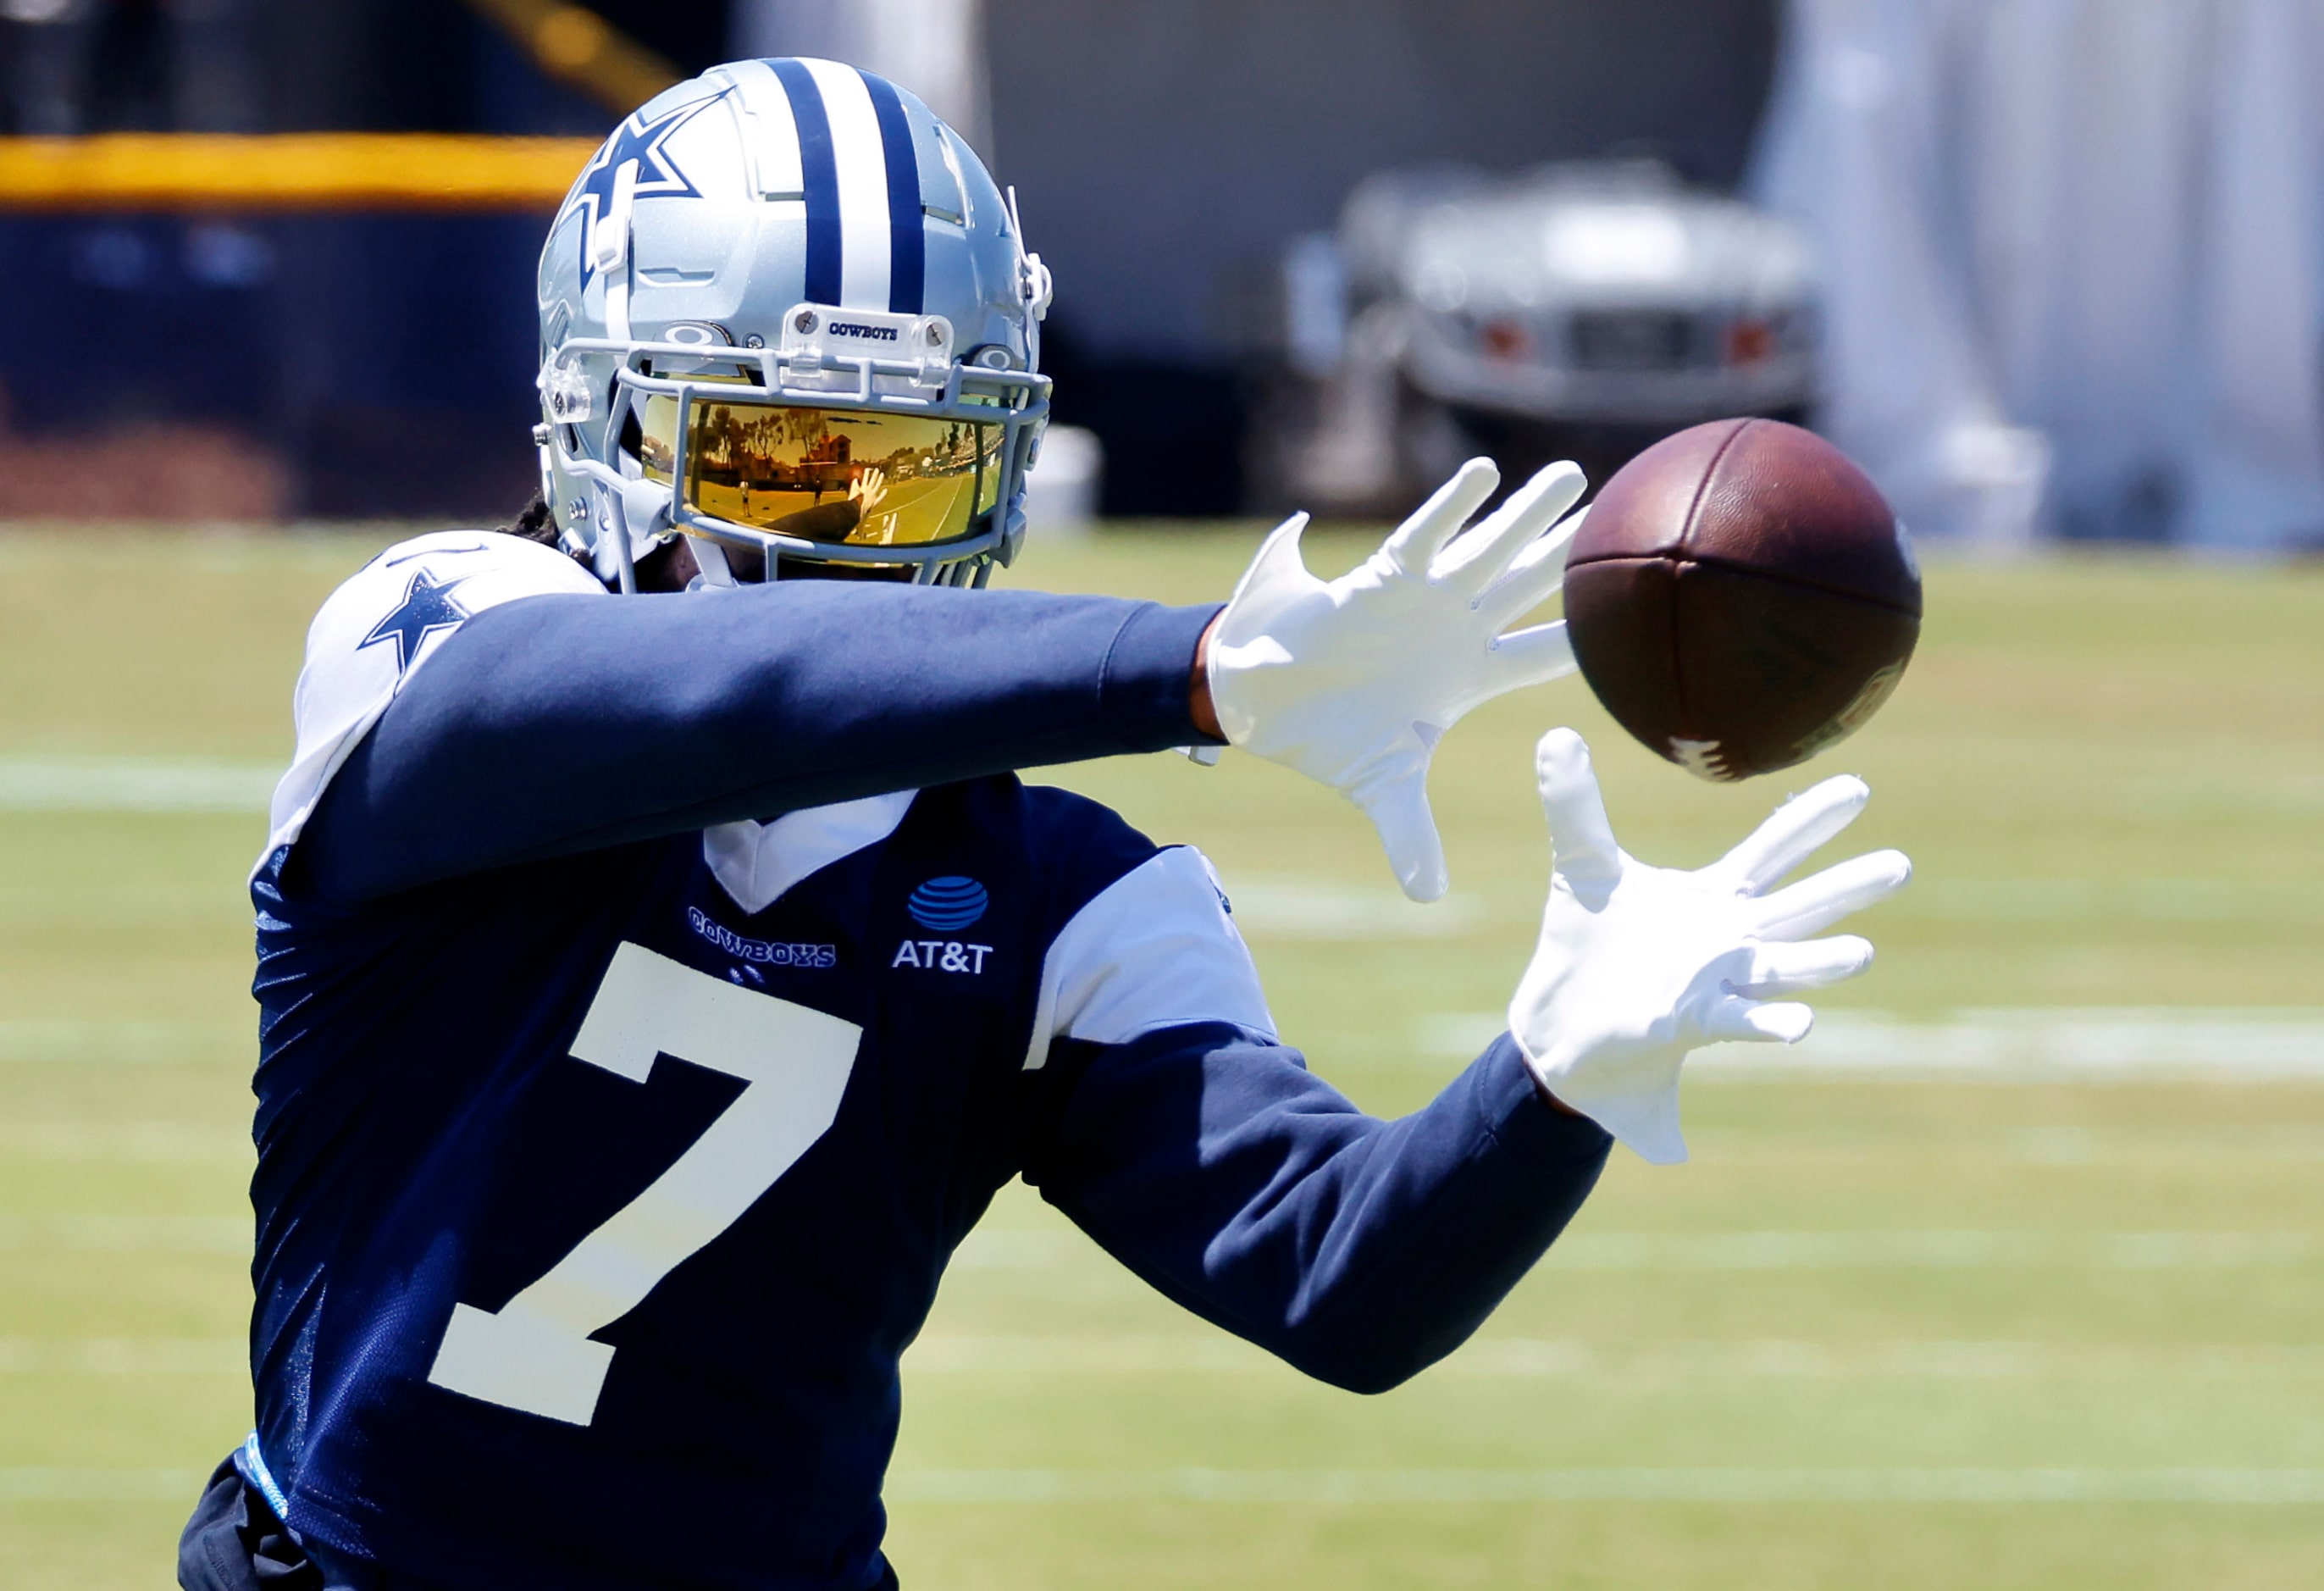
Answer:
1418;1008;2324;1080
0;1338;243;1373
0;756;276;812
0;1121;250;1161
882;1468;2324;1505
2;1334;2316;1382
11;1466;2323;1506
1222;876;1482;940
1551;1229;2317;1269
0;1215;247;1253
8;1217;2304;1267
948;1226;2318;1272
901;1335;2324;1379
1218;873;2324;940
0;1021;247;1064
0;1469;208;1503
34;1007;2314;1078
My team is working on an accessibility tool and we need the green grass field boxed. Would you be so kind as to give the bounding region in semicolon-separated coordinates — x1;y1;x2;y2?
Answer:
0;526;2320;1588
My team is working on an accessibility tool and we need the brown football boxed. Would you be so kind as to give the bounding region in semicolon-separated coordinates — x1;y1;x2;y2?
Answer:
1561;418;1921;782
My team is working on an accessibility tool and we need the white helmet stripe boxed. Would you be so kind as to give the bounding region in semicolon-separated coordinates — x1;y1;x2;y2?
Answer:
801;58;894;312
722;59;805;201
719;59;808;309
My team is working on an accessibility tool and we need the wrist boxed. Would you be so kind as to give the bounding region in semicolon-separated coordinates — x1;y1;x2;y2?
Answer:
1532;1075;1584;1117
1508;1023;1584;1116
1189;613;1223;741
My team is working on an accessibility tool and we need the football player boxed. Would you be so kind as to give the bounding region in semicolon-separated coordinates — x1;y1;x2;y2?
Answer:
178;59;1910;1591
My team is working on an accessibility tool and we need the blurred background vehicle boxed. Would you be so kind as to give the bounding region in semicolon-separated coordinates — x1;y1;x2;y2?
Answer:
1246;159;1820;516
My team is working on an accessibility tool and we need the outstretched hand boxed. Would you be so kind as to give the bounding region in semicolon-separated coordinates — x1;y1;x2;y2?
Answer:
1205;457;1589;901
1508;729;1912;1163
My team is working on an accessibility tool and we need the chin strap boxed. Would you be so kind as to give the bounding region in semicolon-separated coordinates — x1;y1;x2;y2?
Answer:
1004;186;1053;372
687;535;737;588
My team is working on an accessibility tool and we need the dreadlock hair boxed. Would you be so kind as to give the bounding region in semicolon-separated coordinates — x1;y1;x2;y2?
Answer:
501;491;561;546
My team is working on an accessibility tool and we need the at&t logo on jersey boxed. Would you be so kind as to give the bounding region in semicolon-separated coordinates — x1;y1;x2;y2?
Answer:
894;876;992;973
891;939;992;973
907;876;988;930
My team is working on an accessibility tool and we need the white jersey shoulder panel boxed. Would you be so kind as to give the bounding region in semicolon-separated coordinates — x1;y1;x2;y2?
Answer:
263;532;607;860
1022;845;1276;1071
704;791;918;916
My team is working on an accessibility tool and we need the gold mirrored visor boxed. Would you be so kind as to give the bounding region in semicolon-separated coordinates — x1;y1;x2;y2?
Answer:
639;394;1004;549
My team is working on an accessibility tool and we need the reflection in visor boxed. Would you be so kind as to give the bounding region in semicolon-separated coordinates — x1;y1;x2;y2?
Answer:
639;395;1003;548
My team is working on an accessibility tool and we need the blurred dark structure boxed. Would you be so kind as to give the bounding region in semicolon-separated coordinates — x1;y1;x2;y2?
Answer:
0;1;730;519
0;0;1778;520
989;0;1779;515
2;3;725;136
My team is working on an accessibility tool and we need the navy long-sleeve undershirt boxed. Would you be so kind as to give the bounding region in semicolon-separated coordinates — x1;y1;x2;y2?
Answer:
297;580;1221;901
1030;1026;1611;1394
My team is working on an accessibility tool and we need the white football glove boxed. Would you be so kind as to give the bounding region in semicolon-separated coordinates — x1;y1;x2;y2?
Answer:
1207;457;1587;901
1508;729;1912;1164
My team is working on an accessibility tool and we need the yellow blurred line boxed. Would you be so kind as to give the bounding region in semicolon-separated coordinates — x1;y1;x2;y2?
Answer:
0;134;601;212
462;0;683;117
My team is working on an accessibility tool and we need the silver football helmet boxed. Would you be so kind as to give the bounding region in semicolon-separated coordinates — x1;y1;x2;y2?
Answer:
534;58;1054;590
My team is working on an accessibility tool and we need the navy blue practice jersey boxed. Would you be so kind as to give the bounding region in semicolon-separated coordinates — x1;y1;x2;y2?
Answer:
228;534;1612;1591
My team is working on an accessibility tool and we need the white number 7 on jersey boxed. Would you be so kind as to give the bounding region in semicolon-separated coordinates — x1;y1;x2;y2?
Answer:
425;941;861;1426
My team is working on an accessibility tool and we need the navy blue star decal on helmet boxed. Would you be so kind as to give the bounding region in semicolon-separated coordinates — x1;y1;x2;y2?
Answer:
564;90;730;285
360;568;471;674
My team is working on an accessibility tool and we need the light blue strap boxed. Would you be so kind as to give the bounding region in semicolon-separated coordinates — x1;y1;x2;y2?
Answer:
239;1432;296;1524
